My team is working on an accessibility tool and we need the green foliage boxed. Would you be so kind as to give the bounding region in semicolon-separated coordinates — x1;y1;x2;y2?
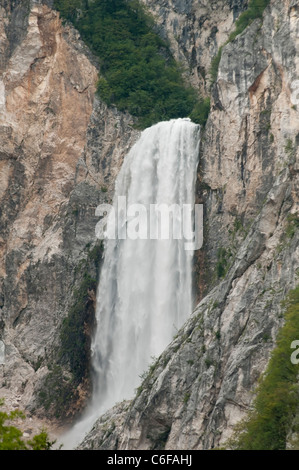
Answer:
54;0;209;128
0;399;54;450
183;392;191;404
60;272;97;384
210;0;270;83
138;355;158;382
233;217;243;233
27;430;55;451
38;243;103;418
227;285;299;450
285;139;293;152
155;427;171;449
38;365;77;419
189;97;211;127
228;216;248;243
147;425;171;450
285;139;296;161
215;330;221;340
216;247;232;279
59;243;103;385
210;47;223;84
285;213;299;239
0;403;26;450
228;0;270;42
205;357;215;369
54;0;81;21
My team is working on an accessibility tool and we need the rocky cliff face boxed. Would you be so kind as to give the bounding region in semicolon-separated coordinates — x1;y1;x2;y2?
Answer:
79;0;299;450
0;0;139;435
140;0;249;92
0;0;298;449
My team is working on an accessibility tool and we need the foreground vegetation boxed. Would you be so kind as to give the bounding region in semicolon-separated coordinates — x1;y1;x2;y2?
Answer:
54;0;210;128
228;285;299;450
0;400;54;450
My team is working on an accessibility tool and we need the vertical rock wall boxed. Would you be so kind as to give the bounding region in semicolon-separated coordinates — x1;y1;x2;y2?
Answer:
79;0;299;450
0;1;139;432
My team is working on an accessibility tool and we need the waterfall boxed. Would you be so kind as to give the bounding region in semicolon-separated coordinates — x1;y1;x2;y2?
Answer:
60;118;200;449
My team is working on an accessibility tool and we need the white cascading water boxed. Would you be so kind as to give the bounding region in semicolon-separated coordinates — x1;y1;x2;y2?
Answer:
60;118;200;449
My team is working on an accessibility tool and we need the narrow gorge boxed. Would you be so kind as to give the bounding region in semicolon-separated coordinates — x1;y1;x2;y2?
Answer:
0;0;298;451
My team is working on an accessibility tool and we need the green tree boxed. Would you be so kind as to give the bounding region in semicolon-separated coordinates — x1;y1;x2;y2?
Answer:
54;0;81;20
0;399;55;450
54;0;209;128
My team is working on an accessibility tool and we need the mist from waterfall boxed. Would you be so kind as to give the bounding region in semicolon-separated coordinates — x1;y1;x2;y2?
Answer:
60;118;200;449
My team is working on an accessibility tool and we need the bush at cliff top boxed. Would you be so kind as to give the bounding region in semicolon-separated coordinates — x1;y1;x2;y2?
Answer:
54;0;209;128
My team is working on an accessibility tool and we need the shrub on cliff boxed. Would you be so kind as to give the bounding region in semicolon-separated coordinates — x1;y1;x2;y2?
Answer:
210;0;270;84
227;285;299;450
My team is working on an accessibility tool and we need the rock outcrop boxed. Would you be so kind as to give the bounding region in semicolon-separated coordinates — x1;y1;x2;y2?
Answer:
0;0;298;449
79;0;299;449
140;0;249;92
0;0;139;433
